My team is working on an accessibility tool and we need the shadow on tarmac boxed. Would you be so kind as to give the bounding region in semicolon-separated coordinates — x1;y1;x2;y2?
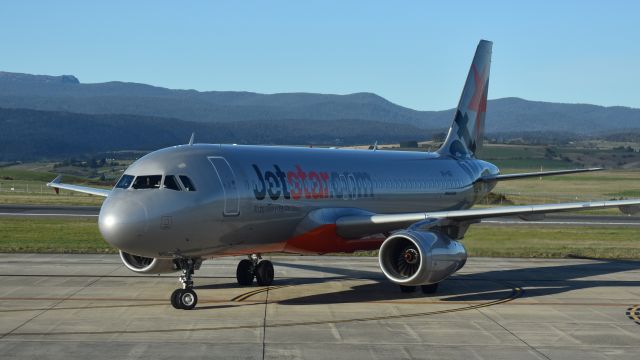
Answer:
271;259;640;305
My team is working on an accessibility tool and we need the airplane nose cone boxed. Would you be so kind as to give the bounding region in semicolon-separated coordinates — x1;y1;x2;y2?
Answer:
99;197;149;255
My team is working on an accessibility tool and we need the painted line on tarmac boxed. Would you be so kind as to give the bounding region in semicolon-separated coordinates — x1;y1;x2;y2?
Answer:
0;213;98;217
231;285;290;302
483;220;640;226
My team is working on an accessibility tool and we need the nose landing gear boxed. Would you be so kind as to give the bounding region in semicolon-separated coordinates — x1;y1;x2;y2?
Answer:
236;254;274;286
171;288;198;310
170;258;201;310
168;255;275;310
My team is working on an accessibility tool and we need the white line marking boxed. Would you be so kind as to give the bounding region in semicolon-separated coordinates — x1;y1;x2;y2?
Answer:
0;213;98;217
483;220;640;226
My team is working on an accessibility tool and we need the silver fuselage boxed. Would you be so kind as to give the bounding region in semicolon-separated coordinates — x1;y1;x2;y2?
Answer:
99;144;499;258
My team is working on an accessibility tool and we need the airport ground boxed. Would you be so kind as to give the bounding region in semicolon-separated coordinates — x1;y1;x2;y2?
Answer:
1;254;639;360
1;145;638;358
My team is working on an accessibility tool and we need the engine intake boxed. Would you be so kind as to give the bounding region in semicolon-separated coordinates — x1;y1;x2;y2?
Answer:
119;251;179;274
378;230;467;286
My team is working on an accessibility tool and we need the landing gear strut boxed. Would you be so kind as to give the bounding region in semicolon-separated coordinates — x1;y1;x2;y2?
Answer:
236;254;274;286
170;258;201;310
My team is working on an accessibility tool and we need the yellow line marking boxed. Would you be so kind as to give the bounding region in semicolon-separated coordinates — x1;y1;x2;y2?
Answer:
231;285;289;302
628;304;640;324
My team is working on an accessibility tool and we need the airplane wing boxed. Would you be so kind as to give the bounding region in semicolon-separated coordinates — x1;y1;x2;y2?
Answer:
46;175;111;197
335;198;640;238
480;168;602;182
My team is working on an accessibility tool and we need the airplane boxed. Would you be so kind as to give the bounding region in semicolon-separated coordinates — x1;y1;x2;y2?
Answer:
47;40;640;310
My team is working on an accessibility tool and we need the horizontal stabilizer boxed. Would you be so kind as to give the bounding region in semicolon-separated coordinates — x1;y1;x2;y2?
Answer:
480;168;602;182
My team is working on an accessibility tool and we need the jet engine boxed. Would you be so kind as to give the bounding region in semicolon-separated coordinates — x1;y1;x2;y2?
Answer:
378;230;467;286
119;251;179;274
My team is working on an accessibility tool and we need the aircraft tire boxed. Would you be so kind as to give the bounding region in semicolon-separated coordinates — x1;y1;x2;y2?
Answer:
236;259;255;286
399;285;416;293
421;283;439;294
171;289;183;309
255;260;274;286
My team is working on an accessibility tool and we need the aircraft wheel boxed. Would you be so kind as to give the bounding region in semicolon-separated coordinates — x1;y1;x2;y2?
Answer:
170;289;183;309
255;260;274;286
179;289;198;310
421;283;439;294
399;285;416;293
236;259;255;286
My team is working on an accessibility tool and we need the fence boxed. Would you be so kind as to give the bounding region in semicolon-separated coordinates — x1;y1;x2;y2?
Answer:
0;182;82;196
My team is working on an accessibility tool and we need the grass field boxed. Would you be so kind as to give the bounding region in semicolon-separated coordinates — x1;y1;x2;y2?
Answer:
489;169;640;206
464;224;640;259
0;164;108;206
481;143;640;170
0;218;110;253
1;217;638;259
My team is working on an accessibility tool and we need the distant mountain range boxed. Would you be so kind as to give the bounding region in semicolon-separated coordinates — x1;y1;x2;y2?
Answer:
0;108;430;160
0;71;639;160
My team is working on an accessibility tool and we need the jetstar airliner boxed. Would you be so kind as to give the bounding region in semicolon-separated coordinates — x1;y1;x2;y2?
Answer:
48;40;640;310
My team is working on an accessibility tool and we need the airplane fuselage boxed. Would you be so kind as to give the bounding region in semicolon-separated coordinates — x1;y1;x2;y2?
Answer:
98;144;499;258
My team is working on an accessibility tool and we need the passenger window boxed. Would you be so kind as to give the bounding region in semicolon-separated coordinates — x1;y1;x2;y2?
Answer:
115;174;134;189
179;175;196;191
132;175;162;189
163;175;181;191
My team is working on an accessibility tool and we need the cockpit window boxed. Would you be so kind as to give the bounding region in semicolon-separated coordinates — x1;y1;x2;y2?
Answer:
115;174;134;189
163;175;181;191
132;175;162;189
179;175;196;191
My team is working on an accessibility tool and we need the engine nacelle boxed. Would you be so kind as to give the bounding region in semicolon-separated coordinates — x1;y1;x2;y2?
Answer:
119;251;179;274
378;230;467;286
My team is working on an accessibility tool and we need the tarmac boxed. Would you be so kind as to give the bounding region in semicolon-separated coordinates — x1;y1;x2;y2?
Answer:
1;254;639;359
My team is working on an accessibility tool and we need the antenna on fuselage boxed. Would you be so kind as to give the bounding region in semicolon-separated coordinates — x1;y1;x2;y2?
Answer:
188;132;195;146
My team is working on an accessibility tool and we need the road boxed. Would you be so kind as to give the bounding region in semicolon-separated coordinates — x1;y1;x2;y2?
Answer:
0;204;100;218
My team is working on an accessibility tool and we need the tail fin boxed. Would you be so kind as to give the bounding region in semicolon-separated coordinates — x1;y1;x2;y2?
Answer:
438;40;492;158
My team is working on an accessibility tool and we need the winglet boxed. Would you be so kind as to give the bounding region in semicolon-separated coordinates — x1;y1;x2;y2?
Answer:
188;132;195;146
480;167;603;182
49;175;63;185
48;175;62;194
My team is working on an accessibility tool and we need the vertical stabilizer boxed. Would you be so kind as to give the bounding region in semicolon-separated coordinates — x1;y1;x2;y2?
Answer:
438;40;492;158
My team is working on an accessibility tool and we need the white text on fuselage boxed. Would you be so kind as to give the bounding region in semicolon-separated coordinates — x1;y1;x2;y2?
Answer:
252;164;374;201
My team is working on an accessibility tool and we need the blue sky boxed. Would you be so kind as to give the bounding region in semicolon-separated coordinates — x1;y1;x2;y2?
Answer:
1;1;638;110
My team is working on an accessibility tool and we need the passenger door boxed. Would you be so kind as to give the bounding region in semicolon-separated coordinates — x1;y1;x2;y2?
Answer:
208;157;240;216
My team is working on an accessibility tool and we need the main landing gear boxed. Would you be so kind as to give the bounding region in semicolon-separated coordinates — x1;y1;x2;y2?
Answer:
236;254;274;286
171;258;201;310
399;283;439;294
